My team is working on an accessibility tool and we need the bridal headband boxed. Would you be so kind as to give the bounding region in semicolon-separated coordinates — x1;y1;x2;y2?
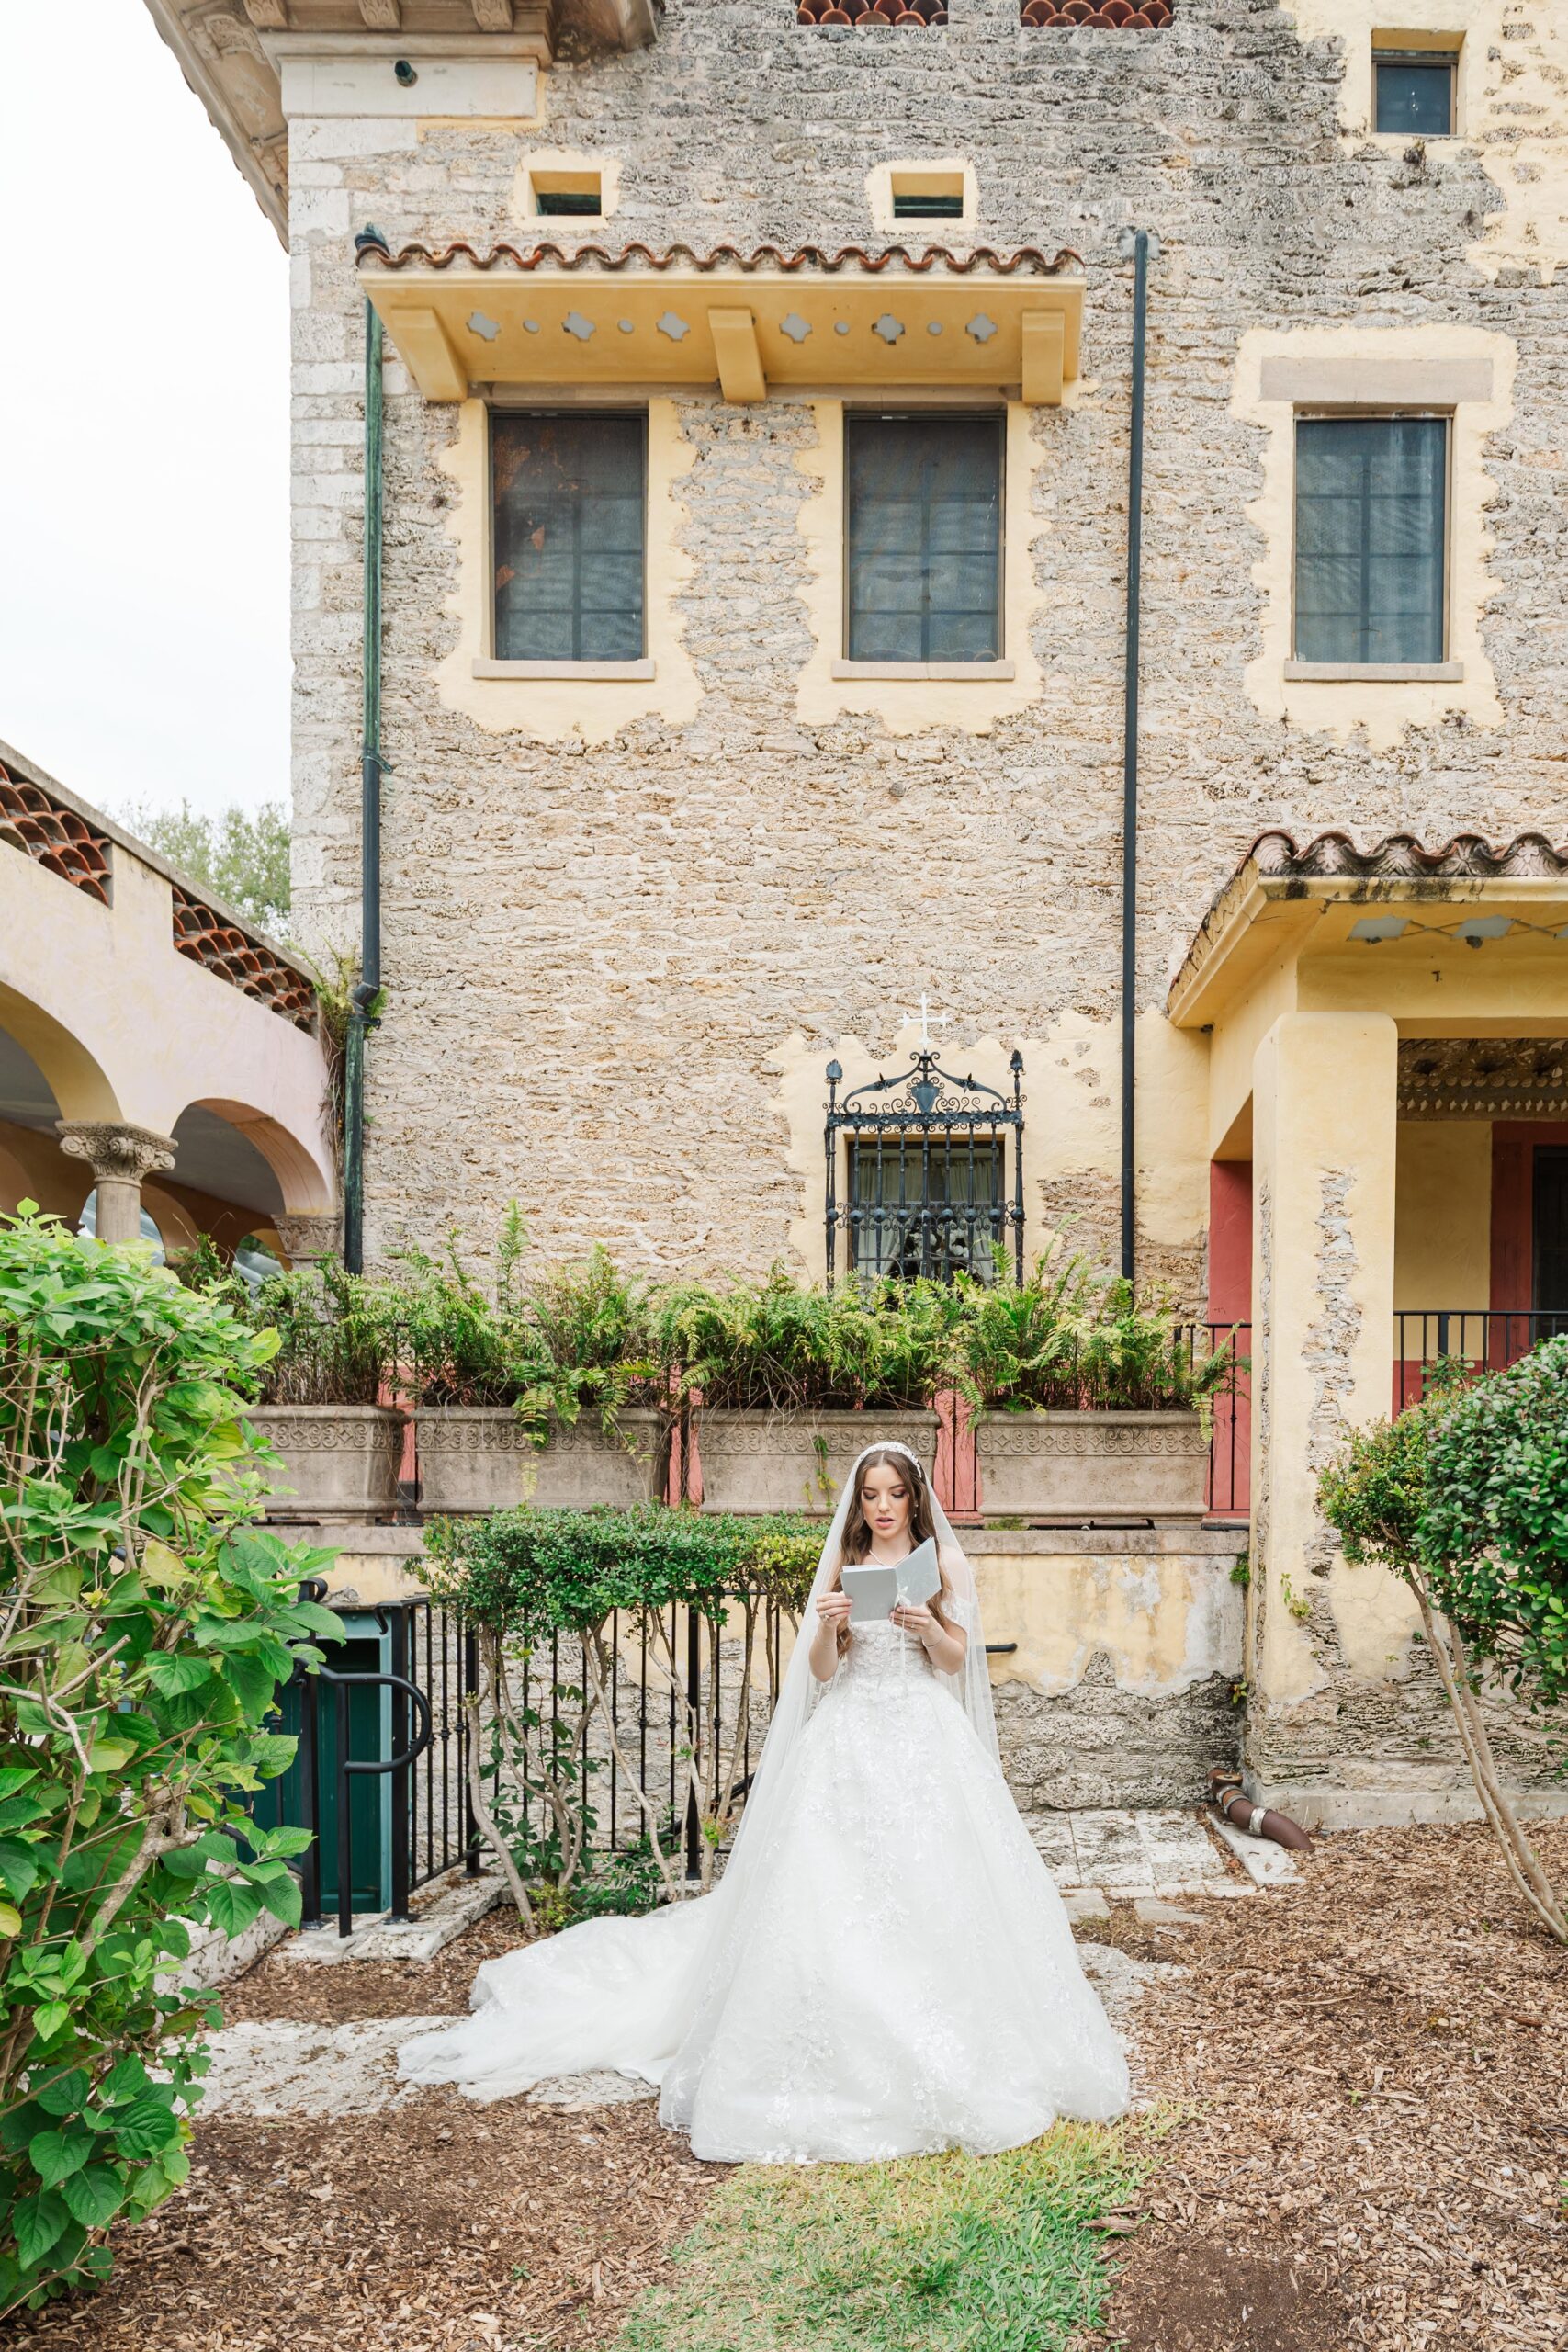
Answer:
849;1438;925;1475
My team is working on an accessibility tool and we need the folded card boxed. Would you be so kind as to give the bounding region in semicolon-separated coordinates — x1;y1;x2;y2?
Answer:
840;1536;942;1625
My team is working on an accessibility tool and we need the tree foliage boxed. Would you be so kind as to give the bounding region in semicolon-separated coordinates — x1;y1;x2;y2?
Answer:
423;1506;818;1917
1319;1350;1567;1944
0;1208;338;2311
118;799;290;940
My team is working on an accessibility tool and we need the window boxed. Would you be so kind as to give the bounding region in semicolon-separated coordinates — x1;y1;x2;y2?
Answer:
1374;50;1457;137
529;169;604;217
1293;415;1447;665
845;413;1003;664
823;1048;1025;1288
491;412;645;662
890;169;967;221
848;1138;1005;1282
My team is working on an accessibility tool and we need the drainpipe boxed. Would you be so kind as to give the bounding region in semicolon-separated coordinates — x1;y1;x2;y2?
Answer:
1119;227;1152;1288
344;226;389;1275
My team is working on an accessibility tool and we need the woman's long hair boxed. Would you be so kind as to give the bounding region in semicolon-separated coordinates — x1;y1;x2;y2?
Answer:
826;1445;952;1655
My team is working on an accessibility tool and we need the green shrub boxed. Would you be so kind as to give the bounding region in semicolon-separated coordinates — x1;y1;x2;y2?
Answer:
649;1267;961;1413
424;1505;818;1912
954;1248;1239;1416
1319;1352;1566;1945
399;1211;655;1443
0;1207;339;2312
250;1261;396;1406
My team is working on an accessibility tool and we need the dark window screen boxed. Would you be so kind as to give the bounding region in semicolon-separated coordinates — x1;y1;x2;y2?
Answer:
1534;1148;1568;1315
847;1137;1004;1283
492;412;645;662
1374;56;1455;137
846;413;1002;663
1294;416;1446;665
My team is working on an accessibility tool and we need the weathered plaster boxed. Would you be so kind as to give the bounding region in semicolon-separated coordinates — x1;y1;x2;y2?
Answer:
976;1550;1242;1701
1393;1118;1492;1311
1233;322;1516;747
1280;0;1568;282
793;399;1047;735
433;395;701;741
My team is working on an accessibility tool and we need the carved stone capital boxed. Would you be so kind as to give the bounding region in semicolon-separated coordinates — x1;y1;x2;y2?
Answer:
56;1122;177;1188
274;1211;344;1265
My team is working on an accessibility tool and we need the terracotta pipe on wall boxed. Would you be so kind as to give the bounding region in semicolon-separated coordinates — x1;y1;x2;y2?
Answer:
1210;1767;1313;1852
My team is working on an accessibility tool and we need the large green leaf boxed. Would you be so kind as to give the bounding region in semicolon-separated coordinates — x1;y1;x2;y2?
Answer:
28;2127;92;2188
203;1877;264;1940
61;2164;127;2230
12;2188;70;2271
111;2097;181;2159
34;2067;89;2118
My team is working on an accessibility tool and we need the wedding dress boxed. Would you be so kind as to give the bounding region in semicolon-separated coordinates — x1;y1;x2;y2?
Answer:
399;1445;1129;2163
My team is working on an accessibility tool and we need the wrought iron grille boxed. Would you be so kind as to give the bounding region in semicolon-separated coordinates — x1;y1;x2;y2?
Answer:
824;1047;1025;1286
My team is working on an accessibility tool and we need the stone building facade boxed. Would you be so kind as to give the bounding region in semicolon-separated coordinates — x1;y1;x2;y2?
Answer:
152;0;1568;1826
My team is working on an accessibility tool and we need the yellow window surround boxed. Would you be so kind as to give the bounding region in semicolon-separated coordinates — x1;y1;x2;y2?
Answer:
358;240;1084;408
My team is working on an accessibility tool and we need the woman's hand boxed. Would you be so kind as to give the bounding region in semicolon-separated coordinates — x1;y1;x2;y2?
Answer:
889;1600;937;1643
815;1591;852;1632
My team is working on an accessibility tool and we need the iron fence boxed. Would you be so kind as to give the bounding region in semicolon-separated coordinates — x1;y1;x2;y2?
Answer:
1393;1308;1568;1412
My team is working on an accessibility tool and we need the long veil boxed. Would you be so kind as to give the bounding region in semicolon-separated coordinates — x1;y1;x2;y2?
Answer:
398;1440;1000;2109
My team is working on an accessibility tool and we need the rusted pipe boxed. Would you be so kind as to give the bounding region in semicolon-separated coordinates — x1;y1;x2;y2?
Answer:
1210;1767;1313;1852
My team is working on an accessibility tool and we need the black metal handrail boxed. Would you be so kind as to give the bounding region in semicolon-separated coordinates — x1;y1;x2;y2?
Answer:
294;1657;434;1939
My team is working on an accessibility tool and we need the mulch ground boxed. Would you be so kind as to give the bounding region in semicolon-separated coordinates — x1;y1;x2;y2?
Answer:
11;1822;1565;2352
1086;1819;1568;2352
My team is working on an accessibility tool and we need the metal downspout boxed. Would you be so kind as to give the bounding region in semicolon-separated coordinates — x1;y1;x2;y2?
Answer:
344;227;387;1274
1119;228;1151;1287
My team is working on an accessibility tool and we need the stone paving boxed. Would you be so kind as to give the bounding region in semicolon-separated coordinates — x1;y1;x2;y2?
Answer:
1022;1804;1299;1899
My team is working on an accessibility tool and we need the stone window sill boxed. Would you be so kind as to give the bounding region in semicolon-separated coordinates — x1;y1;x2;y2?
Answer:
1283;660;1464;683
471;658;656;681
830;658;1016;682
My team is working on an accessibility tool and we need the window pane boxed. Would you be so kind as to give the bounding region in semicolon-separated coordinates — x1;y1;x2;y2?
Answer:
1294;416;1445;663
848;1139;1004;1281
1375;58;1454;137
846;416;1002;662
492;413;646;661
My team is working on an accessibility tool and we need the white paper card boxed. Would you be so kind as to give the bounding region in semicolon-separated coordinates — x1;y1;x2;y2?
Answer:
840;1536;941;1625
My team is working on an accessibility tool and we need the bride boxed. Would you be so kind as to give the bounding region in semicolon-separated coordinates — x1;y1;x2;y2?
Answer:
400;1441;1129;2164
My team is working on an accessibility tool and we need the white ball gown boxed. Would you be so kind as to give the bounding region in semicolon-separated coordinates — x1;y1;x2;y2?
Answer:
399;1609;1130;2164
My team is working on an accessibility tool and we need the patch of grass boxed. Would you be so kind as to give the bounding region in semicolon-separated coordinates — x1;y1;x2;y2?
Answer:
613;2117;1163;2352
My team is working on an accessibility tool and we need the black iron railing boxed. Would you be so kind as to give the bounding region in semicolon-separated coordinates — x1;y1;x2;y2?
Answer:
1393;1308;1567;1412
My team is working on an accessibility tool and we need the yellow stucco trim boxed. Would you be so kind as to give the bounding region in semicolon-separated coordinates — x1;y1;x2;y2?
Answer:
512;146;622;224
433;396;701;742
1278;1;1568;282
769;1012;1208;1284
792;401;1045;734
864;158;977;237
1232;322;1516;749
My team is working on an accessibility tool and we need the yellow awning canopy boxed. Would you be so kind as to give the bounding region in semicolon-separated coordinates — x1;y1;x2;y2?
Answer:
358;244;1085;406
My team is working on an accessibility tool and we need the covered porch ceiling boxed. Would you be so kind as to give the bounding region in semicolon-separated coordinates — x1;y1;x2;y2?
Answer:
357;241;1087;405
1168;831;1568;1160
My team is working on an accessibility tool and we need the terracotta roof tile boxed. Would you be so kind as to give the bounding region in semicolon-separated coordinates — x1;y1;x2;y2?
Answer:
1021;0;1173;23
357;238;1082;277
798;1;948;19
1247;828;1568;883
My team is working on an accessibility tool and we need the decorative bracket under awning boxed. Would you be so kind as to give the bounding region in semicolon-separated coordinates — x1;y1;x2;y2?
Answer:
356;240;1086;406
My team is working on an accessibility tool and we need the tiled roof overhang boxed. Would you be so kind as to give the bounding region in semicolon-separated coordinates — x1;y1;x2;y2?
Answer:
1168;828;1568;1028
357;240;1086;404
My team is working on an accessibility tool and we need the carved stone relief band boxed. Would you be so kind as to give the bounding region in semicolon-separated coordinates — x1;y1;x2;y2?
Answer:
274;1211;344;1265
55;1122;177;1247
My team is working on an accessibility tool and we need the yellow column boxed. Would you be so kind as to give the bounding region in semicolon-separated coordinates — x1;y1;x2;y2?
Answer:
1246;1012;1399;1820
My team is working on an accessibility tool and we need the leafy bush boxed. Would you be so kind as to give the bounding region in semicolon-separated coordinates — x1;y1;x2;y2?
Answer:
423;1506;818;1913
0;1208;339;2312
251;1261;396;1406
399;1212;655;1443
649;1267;962;1413
1319;1351;1566;1945
954;1248;1239;1416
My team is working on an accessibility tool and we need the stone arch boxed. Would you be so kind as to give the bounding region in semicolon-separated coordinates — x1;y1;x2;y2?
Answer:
0;981;121;1125
169;1097;334;1216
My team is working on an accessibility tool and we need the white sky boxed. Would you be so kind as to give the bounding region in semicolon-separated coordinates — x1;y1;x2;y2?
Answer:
0;3;290;819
